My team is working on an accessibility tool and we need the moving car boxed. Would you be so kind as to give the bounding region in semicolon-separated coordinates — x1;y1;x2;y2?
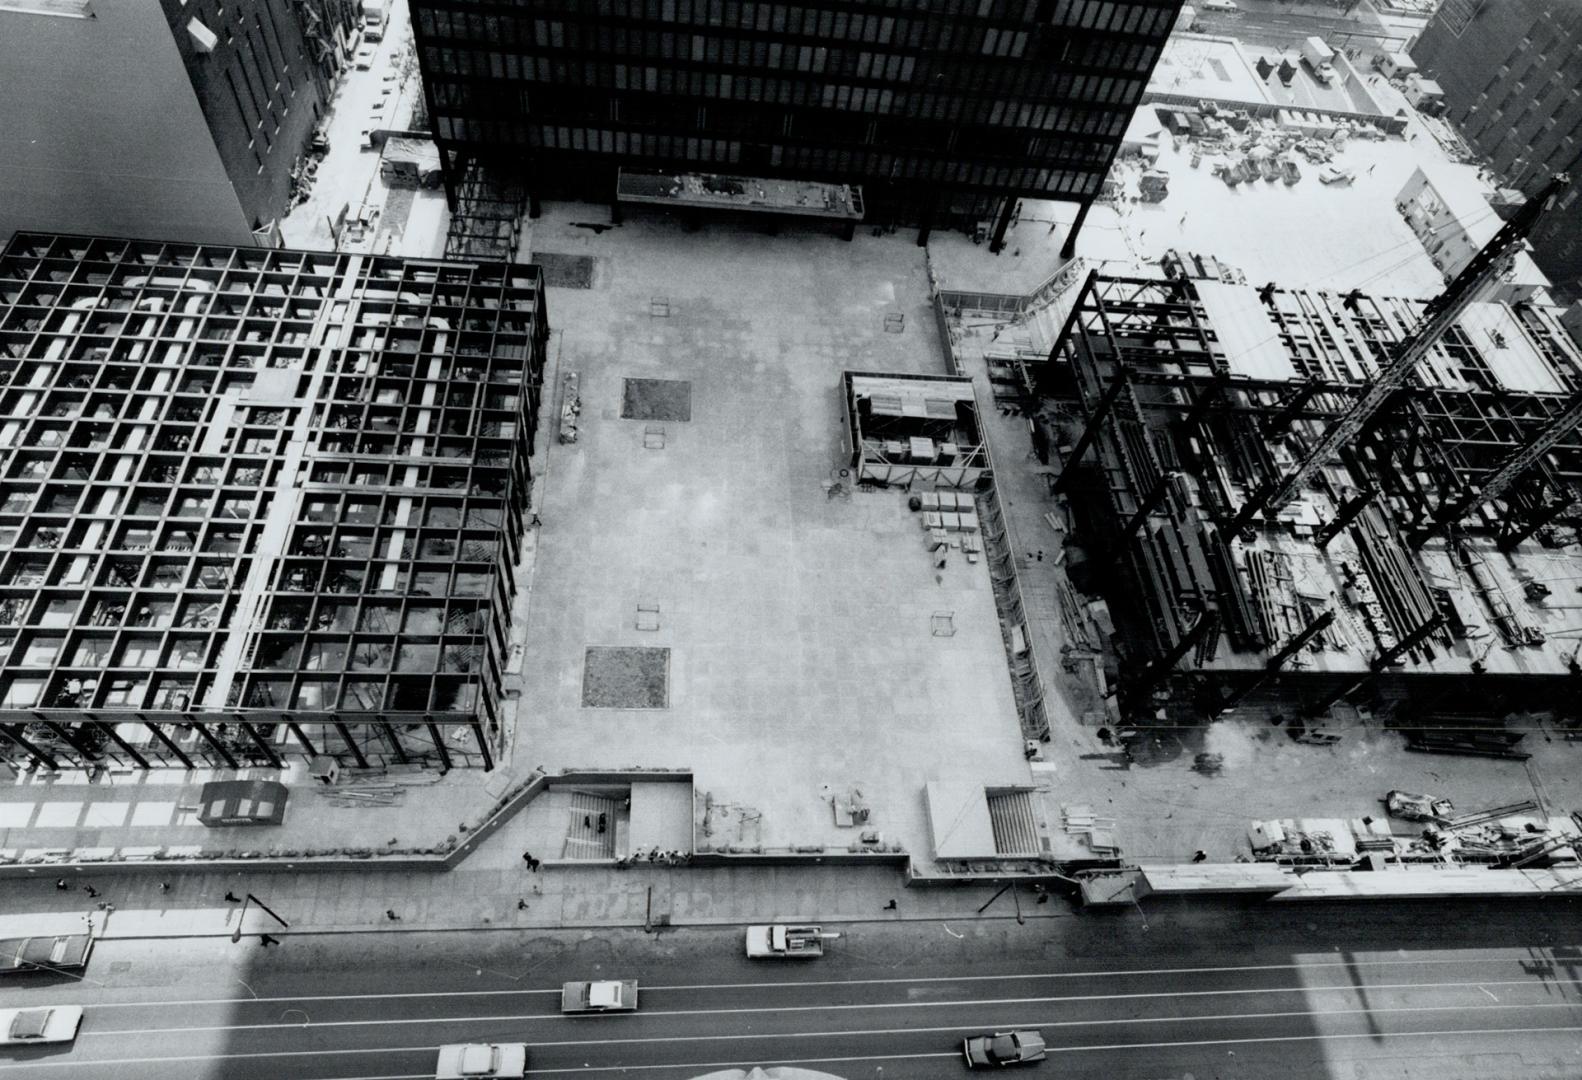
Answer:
0;934;93;977
435;1042;527;1079
963;1029;1047;1068
561;979;639;1013
0;1006;84;1046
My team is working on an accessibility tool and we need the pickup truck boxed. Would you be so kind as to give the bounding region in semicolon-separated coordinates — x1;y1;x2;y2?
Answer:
561;979;639;1013
0;935;93;977
745;925;832;958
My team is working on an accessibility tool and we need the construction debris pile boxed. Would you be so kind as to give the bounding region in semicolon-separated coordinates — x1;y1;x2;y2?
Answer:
1249;796;1582;869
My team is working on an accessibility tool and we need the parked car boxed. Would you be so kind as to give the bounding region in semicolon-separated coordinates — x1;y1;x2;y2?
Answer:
355;46;376;70
435;1042;527;1079
0;935;93;977
963;1029;1047;1068
561;979;639;1014
1319;166;1356;185
1385;790;1454;822
0;1006;84;1046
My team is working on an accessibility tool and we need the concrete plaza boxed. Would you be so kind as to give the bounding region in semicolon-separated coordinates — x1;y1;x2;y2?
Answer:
512;207;1030;859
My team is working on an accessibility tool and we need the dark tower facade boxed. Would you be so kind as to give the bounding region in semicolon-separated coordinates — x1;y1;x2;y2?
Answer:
1411;0;1582;301
411;0;1181;251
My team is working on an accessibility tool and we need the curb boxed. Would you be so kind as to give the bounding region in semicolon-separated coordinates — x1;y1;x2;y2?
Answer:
95;910;1068;942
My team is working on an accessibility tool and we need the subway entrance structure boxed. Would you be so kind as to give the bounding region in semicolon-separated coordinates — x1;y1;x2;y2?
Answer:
0;234;547;773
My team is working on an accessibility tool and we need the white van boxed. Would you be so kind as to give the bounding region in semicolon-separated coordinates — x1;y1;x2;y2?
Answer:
1202;0;1239;11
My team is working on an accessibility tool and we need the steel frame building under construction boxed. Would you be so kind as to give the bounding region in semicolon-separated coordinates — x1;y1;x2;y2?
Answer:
0;233;547;774
1038;266;1582;721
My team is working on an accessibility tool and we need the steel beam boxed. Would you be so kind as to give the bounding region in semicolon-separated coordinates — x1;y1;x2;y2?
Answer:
1054;367;1129;495
144;722;196;769
1316;486;1376;548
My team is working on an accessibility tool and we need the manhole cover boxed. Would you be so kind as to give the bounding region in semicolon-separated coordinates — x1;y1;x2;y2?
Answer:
530;252;596;289
621;378;692;422
582;646;670;709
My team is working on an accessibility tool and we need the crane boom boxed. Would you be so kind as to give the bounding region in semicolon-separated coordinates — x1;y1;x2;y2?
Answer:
1257;174;1571;518
1426;387;1582;531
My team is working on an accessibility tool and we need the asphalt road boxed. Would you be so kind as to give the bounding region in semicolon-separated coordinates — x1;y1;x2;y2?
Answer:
3;905;1581;1080
1194;7;1411;52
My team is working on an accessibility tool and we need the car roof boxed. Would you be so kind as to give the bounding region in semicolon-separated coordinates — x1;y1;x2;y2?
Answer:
9;1008;52;1038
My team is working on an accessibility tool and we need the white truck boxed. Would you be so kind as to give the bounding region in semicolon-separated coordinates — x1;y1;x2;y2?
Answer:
745;924;836;958
362;0;388;41
1300;36;1336;84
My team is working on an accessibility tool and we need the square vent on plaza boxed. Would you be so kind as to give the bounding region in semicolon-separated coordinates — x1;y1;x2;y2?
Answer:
581;646;670;710
621;379;692;423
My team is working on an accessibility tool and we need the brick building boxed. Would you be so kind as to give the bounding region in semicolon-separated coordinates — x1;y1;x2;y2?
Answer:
1411;0;1582;301
0;0;359;248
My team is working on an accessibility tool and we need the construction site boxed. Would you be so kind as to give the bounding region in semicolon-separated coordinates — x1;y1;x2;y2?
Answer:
1009;174;1582;885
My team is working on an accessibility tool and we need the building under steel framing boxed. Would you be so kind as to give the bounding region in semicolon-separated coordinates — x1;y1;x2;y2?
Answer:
1035;270;1582;716
0;233;547;774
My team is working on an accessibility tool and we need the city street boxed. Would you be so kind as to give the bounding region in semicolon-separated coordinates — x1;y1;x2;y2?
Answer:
3;904;1581;1080
1193;1;1411;52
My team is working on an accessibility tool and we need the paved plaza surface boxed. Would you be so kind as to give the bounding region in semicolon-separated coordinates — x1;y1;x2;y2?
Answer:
512;207;1029;858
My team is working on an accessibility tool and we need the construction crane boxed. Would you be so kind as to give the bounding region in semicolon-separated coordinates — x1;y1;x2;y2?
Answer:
1239;174;1571;529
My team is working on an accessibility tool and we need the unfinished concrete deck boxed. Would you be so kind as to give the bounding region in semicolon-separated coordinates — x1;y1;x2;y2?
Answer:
512;206;1029;858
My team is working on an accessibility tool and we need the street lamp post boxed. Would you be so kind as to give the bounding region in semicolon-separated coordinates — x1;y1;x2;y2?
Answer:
231;892;291;943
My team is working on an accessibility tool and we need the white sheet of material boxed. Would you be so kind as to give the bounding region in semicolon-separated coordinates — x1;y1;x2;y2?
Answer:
1195;281;1298;381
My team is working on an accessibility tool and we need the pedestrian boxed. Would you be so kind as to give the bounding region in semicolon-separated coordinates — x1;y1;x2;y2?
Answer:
521;850;533;867
158;881;171;893
225;891;241;903
260;934;280;947
517;898;529;911
1179;212;1188;226
597;812;607;834
883;899;898;911
83;885;99;899
583;814;592;829
1367;164;1377;175
386;909;400;921
530;857;540;872
55;878;69;891
1192;849;1208;863
1036;550;1044;562
1036;892;1049;904
647;849;658;862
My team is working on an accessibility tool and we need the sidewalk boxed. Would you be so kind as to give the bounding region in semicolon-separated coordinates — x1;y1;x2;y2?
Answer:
0;861;1064;942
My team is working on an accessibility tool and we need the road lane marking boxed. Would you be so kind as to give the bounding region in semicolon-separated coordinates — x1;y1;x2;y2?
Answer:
18;1024;1582;1075
65;998;1582;1064
83;978;1571;1036
72;949;1568;1010
22;1025;1582;1077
